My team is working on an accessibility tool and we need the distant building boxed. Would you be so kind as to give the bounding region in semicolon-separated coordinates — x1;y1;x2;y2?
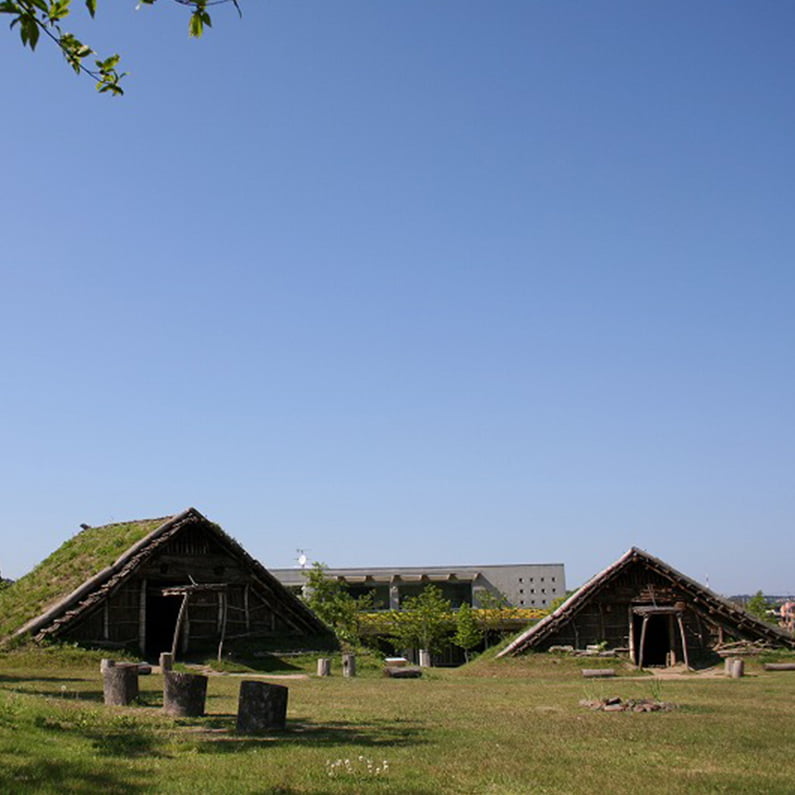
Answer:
270;562;566;610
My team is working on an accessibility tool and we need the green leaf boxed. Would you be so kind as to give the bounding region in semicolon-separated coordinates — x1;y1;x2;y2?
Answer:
188;9;202;37
48;0;70;22
84;0;94;17
0;1;21;15
20;14;39;50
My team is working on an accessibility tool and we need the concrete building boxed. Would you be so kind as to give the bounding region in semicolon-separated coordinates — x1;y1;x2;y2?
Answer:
270;562;566;610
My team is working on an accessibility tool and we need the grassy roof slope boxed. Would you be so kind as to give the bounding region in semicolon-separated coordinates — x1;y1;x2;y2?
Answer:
0;517;170;640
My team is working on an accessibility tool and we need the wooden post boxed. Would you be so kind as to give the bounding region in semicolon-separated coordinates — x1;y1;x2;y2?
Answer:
138;579;147;654
637;615;649;669
103;663;139;706
244;584;251;633
103;601;110;642
342;653;356;678
236;681;288;733
217;591;228;662
676;614;690;669
317;658;331;677
418;649;431;668
724;657;734;676
159;652;174;672
171;593;190;659
163;671;208;717
731;658;744;679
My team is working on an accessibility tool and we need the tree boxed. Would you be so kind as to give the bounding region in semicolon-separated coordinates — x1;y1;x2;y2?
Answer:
746;590;772;624
390;585;453;656
475;588;515;648
452;602;482;663
301;562;373;649
0;0;238;94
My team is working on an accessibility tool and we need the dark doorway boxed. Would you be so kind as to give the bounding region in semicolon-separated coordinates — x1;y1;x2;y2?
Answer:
146;593;181;659
633;613;671;666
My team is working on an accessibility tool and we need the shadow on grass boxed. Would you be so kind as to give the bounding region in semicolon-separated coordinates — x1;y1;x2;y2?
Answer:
188;716;427;754
165;710;425;753
0;758;149;794
0;674;92;683
4;685;106;703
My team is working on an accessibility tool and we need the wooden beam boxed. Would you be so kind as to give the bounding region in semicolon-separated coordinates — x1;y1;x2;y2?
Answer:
217;591;228;662
171;593;190;659
677;613;690;670
138;579;147;654
638;615;649;669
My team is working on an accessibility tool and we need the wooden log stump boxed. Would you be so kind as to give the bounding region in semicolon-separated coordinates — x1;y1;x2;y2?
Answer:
163;671;208;717
159;652;174;672
317;658;331;677
384;665;422;678
581;669;616;678
342;653;356;678
236;681;288;733
731;658;745;679
103;663;139;706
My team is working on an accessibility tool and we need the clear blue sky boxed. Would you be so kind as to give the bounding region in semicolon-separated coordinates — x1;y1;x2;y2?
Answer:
2;2;793;595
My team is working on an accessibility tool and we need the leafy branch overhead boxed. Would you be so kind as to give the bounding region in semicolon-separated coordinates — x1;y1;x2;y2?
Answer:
1;0;239;94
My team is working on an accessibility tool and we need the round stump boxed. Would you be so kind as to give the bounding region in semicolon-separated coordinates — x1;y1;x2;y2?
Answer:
103;663;139;706
342;653;356;678
163;671;208;717
236;681;288;733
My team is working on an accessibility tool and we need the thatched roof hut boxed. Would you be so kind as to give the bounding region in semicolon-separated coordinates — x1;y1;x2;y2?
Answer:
1;508;330;657
498;547;794;665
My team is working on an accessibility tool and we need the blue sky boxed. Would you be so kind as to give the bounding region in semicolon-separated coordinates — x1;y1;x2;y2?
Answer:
2;2;793;594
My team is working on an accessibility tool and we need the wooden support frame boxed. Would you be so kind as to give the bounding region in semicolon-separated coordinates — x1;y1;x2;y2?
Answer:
138;579;147;653
217;591;228;661
171;593;190;659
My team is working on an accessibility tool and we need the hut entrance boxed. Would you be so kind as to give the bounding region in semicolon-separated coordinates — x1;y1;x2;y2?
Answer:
632;612;669;665
632;606;690;669
145;592;181;658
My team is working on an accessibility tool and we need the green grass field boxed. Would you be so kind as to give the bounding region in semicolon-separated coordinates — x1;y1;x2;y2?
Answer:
0;648;793;794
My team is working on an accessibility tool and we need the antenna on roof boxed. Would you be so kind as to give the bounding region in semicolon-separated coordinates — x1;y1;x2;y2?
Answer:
296;549;309;569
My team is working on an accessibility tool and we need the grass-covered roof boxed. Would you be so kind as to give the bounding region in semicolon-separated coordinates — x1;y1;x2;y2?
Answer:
0;517;171;640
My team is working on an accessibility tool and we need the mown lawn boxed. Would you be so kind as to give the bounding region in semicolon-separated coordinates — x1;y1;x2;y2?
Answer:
0;649;793;793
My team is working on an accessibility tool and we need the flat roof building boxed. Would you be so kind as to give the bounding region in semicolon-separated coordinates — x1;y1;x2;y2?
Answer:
270;562;565;610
